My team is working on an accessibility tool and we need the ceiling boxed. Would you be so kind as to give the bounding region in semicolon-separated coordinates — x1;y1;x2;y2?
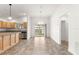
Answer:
0;4;60;19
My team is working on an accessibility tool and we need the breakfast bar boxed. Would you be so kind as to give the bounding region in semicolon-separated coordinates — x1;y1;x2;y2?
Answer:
0;30;20;54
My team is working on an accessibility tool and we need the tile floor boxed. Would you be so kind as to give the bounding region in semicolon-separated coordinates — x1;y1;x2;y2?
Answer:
1;37;72;55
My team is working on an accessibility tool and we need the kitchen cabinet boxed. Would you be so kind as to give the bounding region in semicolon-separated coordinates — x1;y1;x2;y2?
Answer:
0;22;2;28
15;33;19;43
2;22;7;28
0;32;20;54
11;33;16;46
0;21;16;29
0;36;3;50
12;22;16;28
23;22;27;29
7;22;16;29
3;34;10;50
7;22;11;28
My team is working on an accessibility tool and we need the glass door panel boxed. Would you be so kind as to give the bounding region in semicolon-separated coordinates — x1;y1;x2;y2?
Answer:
35;24;45;37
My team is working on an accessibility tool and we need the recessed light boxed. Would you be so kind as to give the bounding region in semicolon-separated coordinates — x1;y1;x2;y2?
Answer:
40;11;42;13
23;13;26;15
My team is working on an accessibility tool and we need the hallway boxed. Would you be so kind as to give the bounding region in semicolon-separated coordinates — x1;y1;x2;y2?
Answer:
2;37;72;55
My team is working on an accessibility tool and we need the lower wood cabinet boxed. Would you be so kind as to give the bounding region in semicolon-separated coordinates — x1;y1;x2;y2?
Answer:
15;33;19;43
11;34;16;46
0;36;3;50
3;35;10;50
0;32;20;54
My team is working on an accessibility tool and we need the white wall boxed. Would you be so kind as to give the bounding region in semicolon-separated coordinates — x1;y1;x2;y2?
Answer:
30;17;50;37
50;5;69;44
68;5;79;55
50;16;61;44
50;4;79;55
27;16;32;39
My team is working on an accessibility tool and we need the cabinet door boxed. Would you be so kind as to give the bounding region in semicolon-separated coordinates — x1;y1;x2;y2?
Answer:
0;36;3;50
3;35;10;50
11;34;16;45
16;33;19;43
0;22;2;28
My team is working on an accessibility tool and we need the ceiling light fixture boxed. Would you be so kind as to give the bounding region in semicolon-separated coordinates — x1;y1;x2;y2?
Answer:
8;4;12;20
40;11;42;13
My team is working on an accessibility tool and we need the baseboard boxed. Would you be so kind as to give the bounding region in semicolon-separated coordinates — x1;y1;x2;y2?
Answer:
68;48;76;55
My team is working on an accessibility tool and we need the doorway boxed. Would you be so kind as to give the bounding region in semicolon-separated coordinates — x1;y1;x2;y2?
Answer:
61;20;68;49
35;24;46;37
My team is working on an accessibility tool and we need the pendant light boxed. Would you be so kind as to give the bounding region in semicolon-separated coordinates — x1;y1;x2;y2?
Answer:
8;4;12;20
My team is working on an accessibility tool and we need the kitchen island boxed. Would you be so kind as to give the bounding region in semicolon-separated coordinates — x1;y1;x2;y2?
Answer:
0;29;21;54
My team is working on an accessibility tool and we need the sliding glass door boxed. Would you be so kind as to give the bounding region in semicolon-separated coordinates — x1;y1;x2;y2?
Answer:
35;24;46;37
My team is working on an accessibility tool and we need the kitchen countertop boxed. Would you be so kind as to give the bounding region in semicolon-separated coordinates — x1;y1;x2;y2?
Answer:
0;29;26;32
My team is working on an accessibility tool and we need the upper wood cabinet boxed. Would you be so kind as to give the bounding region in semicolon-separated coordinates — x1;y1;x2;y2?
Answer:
21;22;27;29
0;21;16;29
0;22;2;28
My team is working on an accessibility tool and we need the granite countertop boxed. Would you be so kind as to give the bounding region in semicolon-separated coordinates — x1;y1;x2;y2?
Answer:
0;29;27;32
